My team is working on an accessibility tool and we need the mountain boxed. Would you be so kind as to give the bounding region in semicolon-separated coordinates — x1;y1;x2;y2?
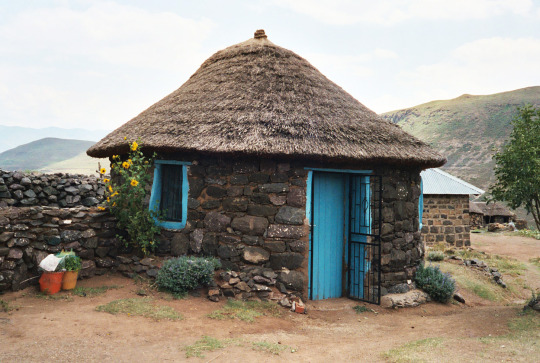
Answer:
0;138;97;172
381;86;540;190
39;151;108;175
0;125;109;153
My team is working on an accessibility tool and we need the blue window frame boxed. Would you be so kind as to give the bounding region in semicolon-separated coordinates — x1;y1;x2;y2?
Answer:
149;160;190;230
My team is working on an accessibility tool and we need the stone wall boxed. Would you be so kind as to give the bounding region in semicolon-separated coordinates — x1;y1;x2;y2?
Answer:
0;169;105;208
421;195;471;247
377;168;424;291
0;206;121;292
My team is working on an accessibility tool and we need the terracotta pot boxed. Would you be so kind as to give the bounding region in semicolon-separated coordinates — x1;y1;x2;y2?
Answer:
62;270;79;290
39;271;65;295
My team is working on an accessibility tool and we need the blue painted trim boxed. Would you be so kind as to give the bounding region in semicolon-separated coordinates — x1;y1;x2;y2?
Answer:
148;160;189;230
306;170;313;296
419;179;424;230
155;160;191;166
304;167;372;174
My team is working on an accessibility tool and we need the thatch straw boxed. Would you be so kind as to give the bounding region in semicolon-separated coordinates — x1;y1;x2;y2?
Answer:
87;30;445;168
471;202;515;217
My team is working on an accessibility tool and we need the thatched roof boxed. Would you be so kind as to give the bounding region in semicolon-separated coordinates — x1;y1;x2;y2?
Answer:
87;30;445;168
470;202;515;217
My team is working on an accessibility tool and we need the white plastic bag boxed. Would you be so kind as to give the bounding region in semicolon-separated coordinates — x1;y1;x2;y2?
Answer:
39;254;62;272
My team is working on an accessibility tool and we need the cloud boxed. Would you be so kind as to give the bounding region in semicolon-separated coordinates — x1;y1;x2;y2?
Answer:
274;0;536;25
397;37;540;103
0;2;215;129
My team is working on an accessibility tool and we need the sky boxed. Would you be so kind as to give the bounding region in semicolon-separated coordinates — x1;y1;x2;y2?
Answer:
0;0;539;130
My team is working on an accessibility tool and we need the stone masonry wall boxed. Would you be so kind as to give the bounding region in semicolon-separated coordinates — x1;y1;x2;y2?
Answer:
0;206;121;292
421;195;471;247
377;168;424;292
0;169;105;208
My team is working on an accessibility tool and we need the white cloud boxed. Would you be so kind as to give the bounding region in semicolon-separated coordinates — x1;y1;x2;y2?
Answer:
389;37;540;109
274;0;536;25
0;2;215;129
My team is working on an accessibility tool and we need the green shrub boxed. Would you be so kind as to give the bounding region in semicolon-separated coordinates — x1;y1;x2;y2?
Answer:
63;255;82;271
427;251;445;262
415;263;456;303
156;256;221;294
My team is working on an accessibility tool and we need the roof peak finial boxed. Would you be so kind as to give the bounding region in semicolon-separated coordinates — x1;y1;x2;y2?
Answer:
254;29;267;39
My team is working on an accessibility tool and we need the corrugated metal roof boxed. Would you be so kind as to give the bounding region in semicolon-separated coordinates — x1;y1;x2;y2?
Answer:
421;168;484;195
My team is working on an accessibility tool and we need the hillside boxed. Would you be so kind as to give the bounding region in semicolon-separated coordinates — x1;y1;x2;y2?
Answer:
381;86;540;190
0;138;96;172
0;125;108;153
39;151;108;175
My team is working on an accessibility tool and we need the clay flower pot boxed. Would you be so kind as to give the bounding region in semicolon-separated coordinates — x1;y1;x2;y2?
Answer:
62;270;79;290
39;271;65;295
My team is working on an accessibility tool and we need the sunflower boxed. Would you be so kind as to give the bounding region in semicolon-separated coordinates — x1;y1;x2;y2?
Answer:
108;185;113;193
111;191;119;197
131;141;138;151
130;179;139;187
97;206;106;211
122;161;130;169
107;197;110;203
103;178;110;183
99;168;106;174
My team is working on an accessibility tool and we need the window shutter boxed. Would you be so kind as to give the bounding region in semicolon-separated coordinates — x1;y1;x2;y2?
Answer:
160;164;183;221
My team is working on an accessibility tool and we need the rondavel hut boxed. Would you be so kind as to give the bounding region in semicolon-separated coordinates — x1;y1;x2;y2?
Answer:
87;30;445;304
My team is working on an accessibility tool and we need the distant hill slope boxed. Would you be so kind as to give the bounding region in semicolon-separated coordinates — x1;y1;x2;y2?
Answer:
0;138;96;171
39;151;108;176
0;125;109;153
381;86;540;190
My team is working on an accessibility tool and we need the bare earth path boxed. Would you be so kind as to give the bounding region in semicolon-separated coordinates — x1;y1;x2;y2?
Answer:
1;234;539;362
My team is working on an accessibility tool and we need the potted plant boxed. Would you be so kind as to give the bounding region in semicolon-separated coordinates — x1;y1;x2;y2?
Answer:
61;255;82;290
38;254;65;295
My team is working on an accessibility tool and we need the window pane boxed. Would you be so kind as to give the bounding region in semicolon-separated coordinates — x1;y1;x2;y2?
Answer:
160;164;183;221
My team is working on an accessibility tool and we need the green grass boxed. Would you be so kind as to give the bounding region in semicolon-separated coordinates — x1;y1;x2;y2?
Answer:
455;249;527;276
252;341;290;355
529;257;540;269
353;305;371;314
0;299;15;312
184;336;234;358
34;292;74;301
71;285;122;297
208;300;281;322
383;337;445;362
95;298;183;321
517;229;540;240
436;262;507;302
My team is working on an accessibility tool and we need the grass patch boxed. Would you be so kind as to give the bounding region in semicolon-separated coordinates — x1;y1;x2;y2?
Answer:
455;249;527;276
353;305;370;314
383;337;445;362
95;298;182;321
184;336;235;358
252;341;289;355
516;229;540;240
437;262;508;302
529;257;540;269
34;292;73;301
427;250;445;262
1;299;15;312
208;300;280;322
71;285;122;297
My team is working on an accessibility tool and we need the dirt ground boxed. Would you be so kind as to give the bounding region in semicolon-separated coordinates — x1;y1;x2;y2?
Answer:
1;234;539;362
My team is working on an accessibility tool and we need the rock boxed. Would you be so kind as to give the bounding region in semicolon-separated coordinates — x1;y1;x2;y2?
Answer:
453;292;465;303
222;197;248;212
278;270;304;291
20;177;32;186
208;288;220;296
7;248;23;260
171;233;190;256
206;185;227;198
243;246;270;264
269;194;287;206
259;183;289;194
23;189;37;198
231;216;268;236
247;204;277;217
95;257;115;268
270;252;304;270
253;283;271;291
229;277;240;285
387;283;411;294
146;269;158;278
262;270;277;279
204;212;231;232
82;197;99;206
267;224;305;239
208;295;220;302
47;236;62;246
61;230;82;242
217;245;239;259
236;281;250;291
140;257;154;266
381;290;430;308
190;229;204;253
275;206;304;225
279;297;292;308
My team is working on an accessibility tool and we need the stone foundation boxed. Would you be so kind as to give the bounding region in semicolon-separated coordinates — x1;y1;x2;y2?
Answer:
421;195;471;247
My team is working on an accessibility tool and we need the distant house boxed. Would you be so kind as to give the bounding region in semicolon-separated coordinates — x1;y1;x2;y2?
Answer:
420;168;484;247
470;201;515;227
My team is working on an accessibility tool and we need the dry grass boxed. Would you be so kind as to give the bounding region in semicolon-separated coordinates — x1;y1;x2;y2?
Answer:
208;300;281;322
95;298;182;321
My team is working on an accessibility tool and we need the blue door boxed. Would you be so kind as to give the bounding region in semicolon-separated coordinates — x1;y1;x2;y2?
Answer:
310;172;346;300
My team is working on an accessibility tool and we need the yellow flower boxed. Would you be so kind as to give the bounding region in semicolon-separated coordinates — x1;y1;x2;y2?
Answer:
131;141;138;151
122;161;130;169
111;191;119;197
144;161;148;164
128;159;133;164
124;137;127;140
97;206;106;211
99;168;106;174
130;179;139;187
112;202;116;207
108;185;113;193
103;178;110;183
107;197;110;203
113;155;119;159
111;164;114;169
